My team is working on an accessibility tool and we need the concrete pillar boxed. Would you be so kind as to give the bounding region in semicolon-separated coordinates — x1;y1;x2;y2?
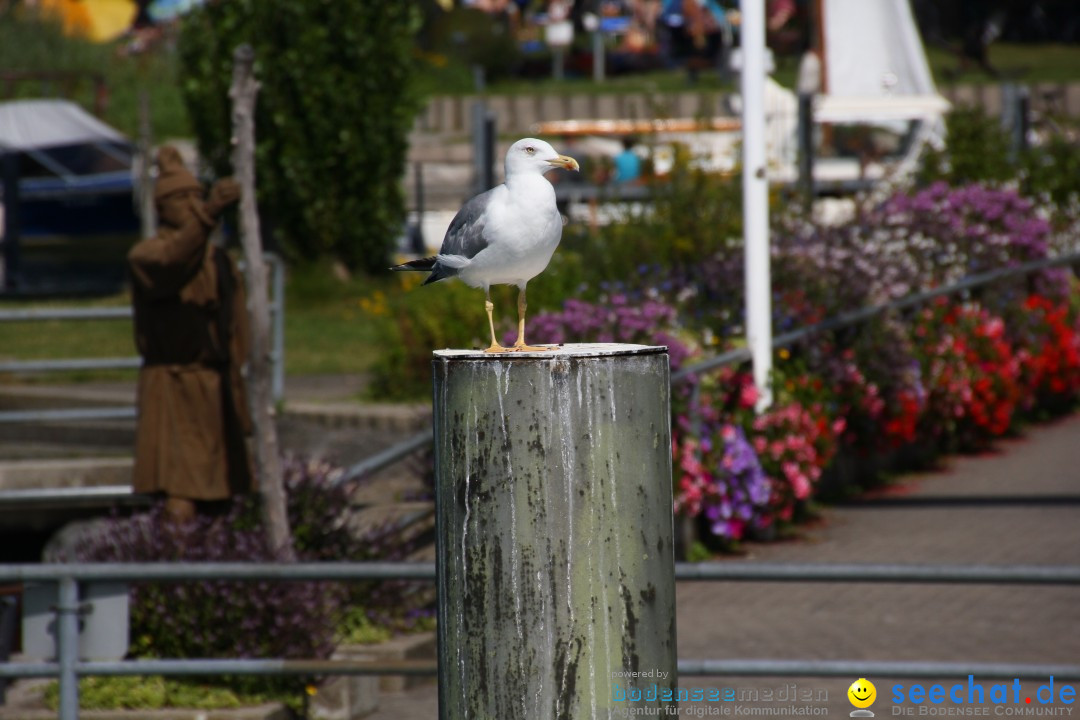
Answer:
432;344;677;720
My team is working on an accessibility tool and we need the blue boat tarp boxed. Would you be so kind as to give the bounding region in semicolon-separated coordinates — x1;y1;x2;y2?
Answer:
0;99;139;237
1;99;140;294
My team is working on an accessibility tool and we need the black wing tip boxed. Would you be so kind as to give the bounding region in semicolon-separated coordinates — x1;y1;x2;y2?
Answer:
390;256;437;272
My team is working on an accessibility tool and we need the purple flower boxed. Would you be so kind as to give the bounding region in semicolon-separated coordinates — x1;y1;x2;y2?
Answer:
513;295;691;369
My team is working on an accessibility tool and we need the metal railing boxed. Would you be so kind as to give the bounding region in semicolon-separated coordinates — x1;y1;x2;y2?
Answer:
0;561;1077;719
672;249;1080;383
0;252;286;423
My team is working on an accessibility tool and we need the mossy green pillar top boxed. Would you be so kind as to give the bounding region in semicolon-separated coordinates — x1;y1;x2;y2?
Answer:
432;343;677;720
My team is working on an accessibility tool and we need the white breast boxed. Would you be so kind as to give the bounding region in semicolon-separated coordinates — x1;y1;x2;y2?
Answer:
459;176;563;288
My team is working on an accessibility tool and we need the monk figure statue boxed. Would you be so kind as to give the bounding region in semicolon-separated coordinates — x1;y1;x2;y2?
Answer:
127;146;254;526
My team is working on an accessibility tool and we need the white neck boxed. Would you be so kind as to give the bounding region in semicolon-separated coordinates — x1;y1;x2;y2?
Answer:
505;171;553;193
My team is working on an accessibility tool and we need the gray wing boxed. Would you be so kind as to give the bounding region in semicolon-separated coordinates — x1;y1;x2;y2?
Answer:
439;188;495;259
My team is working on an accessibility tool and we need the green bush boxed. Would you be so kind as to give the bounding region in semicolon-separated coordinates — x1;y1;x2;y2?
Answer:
919;105;1015;186
367;248;586;400
919;104;1080;209
368;277;498;401
178;1;422;273
1021;134;1080;209
571;158;744;282
43;676;283;712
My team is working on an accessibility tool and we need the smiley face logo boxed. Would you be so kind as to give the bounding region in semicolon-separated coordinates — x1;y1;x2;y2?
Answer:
848;678;877;709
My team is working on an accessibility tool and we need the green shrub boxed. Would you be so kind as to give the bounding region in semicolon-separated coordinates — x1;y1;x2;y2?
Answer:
570;158;744;283
368;277;496;400
367;245;587;400
1021;134;1080;209
919;105;1080;219
43;676;283;712
919;105;1015;186
178;1;422;273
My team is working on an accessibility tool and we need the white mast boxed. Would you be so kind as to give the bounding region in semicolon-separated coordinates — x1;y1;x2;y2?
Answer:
741;0;772;411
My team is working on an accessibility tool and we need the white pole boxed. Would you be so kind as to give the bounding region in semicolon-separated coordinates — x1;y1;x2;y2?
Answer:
740;0;773;411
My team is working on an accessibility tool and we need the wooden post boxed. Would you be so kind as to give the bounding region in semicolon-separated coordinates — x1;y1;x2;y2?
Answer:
230;44;294;559
136;89;155;240
433;344;677;720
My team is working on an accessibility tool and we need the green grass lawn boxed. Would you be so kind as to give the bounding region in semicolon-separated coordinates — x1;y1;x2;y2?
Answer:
424;42;1080;97
928;42;1080;86
0;261;393;385
0;294;138;383
282;261;392;377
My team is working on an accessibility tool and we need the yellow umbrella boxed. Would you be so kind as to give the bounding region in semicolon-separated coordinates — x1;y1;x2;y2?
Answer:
39;0;137;43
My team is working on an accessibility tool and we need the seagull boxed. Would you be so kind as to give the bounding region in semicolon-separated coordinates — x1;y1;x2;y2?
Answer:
391;137;579;353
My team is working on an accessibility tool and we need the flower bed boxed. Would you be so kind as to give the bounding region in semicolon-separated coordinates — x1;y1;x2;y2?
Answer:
669;291;1079;547
56;456;434;702
526;180;1080;550
367;172;1078;551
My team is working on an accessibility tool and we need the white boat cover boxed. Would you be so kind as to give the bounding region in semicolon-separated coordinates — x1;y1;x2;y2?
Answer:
0;99;127;152
822;0;937;100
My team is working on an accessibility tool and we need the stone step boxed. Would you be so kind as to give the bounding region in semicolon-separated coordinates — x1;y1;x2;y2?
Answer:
348;502;434;549
351;632;437;695
312;631;438;719
284;402;430;434
0;457;132;491
350;471;430;507
0;384;430;437
0;383;134;409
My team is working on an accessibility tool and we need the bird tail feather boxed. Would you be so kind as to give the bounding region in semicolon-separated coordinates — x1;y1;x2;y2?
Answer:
390;256;437;272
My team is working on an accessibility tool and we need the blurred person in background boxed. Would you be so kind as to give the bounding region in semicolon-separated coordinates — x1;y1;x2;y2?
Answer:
612;136;643;184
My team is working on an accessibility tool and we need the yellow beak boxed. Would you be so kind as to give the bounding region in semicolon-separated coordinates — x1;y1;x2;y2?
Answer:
547;154;580;172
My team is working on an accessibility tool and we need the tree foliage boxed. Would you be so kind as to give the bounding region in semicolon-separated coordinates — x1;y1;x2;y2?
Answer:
178;1;421;272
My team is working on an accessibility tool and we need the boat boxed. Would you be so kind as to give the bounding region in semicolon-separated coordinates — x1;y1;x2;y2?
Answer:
0;99;140;295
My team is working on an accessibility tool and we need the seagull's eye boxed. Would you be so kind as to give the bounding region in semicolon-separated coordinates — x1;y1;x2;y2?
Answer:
525;146;535;155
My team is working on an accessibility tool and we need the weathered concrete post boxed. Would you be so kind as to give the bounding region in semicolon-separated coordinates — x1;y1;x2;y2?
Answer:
433;343;677;720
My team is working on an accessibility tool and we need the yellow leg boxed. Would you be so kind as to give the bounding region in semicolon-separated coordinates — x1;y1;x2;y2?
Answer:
513;285;553;352
484;291;510;353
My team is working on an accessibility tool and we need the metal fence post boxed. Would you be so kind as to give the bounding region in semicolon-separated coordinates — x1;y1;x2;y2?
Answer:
270;253;285;405
797;92;815;209
432;344;677;720
56;576;81;720
1001;83;1031;162
1;150;22;291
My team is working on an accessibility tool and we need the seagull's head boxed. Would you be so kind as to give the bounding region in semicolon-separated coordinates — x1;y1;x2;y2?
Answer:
505;137;580;179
